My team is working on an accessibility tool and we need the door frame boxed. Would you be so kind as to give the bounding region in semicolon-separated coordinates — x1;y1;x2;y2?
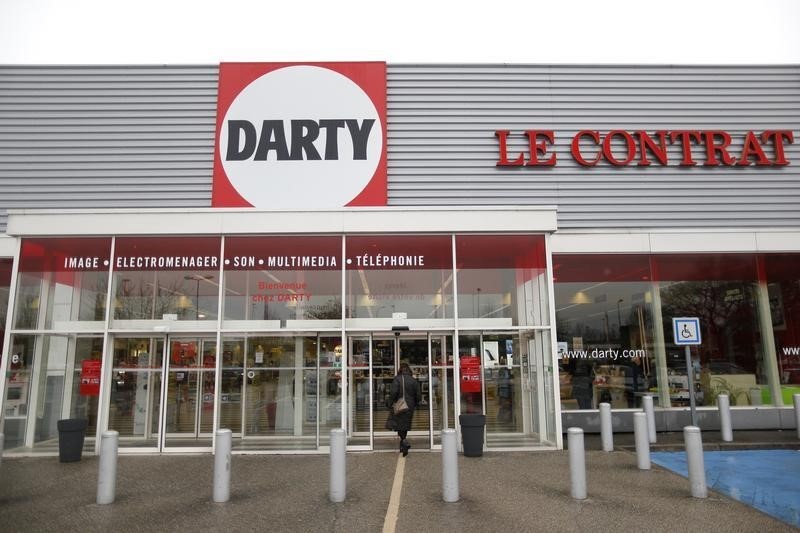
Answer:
161;336;216;451
106;334;215;453
345;330;452;450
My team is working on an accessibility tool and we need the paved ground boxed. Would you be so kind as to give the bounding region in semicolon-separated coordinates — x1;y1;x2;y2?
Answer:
0;430;797;533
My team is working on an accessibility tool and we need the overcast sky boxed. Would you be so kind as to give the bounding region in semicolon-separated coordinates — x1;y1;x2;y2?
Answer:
0;0;798;64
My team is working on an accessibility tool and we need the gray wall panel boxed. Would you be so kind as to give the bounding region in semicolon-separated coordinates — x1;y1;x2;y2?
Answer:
386;65;800;228
1;64;799;232
0;65;218;231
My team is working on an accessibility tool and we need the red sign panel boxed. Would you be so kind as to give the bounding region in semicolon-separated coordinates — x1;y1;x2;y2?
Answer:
213;62;387;208
460;356;482;393
79;359;102;396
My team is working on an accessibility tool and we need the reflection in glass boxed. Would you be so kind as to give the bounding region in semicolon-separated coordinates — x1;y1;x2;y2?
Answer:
764;254;800;401
456;234;548;326
108;337;163;447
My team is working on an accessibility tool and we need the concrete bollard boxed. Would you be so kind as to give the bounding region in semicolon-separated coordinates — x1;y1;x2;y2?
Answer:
642;395;656;444
793;394;800;440
567;427;587;500
96;430;119;505
717;393;733;442
684;426;707;498
213;429;232;503
329;428;346;503
442;429;459;502
633;412;650;470
599;403;613;452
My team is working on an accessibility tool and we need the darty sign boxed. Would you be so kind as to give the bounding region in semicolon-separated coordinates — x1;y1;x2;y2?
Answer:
495;129;794;167
212;62;387;208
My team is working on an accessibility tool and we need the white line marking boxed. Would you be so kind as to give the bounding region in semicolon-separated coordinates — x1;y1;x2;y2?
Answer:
382;455;406;533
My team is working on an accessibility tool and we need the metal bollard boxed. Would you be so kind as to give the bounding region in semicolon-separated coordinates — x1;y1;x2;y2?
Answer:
642;395;656;444
793;394;800;440
633;412;650;470
567;427;587;500
442;429;459;502
683;426;707;498
599;403;613;452
329;428;346;503
96;430;119;505
213;429;232;503
717;393;733;442
0;432;4;467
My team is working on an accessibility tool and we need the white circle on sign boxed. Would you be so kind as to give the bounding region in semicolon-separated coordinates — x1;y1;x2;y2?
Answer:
220;65;382;208
247;370;255;379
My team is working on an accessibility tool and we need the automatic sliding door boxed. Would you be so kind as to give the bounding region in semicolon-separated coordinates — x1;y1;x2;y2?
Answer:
371;336;395;440
458;330;546;448
348;336;371;446
163;337;215;449
431;334;455;447
399;336;431;442
108;337;164;449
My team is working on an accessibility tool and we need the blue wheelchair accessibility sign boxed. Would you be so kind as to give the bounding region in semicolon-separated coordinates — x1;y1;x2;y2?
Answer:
673;317;701;345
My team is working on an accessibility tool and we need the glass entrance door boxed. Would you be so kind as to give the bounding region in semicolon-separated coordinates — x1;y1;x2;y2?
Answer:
457;330;554;448
109;336;165;449
162;337;216;449
347;332;453;450
397;336;431;448
109;335;215;451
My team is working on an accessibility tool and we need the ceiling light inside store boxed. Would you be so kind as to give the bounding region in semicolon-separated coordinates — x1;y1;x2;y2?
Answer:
569;291;591;304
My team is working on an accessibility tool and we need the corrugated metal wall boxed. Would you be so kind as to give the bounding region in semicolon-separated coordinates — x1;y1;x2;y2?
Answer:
1;64;799;232
386;65;800;228
0;65;219;231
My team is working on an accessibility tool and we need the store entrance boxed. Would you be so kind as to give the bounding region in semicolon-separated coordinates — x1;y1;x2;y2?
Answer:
347;332;455;450
108;335;216;451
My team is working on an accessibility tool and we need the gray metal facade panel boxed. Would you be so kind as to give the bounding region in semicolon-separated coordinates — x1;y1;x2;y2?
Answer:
0;64;799;232
0;65;218;231
386;65;800;229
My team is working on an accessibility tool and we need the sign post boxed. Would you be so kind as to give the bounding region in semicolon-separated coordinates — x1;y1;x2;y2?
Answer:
673;317;702;426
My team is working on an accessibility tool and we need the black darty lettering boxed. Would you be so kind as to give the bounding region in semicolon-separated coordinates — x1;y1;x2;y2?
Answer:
226;119;374;161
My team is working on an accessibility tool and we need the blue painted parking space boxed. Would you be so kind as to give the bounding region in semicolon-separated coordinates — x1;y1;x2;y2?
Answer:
651;449;800;528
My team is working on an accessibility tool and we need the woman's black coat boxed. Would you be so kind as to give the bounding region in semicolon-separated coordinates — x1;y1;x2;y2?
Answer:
386;371;421;432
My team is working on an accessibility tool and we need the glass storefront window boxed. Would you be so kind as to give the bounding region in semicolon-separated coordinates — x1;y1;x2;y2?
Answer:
3;334;35;448
763;254;800;402
2;333;100;451
345;235;453;320
655;254;766;407
317;335;342;446
221;334;326;450
242;335;314;439
112;237;220;323
457;333;483;414
1;259;11;358
108;337;163;444
219;337;244;435
554;254;657;410
69;337;103;437
457;329;555;446
554;253;779;410
223;236;342;324
455;234;548;326
13;238;111;330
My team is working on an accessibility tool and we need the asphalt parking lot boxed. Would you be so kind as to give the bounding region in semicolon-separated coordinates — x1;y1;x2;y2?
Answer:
1;430;797;533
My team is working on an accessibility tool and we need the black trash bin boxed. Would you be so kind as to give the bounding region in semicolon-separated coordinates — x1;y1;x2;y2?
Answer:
459;414;486;457
57;418;88;463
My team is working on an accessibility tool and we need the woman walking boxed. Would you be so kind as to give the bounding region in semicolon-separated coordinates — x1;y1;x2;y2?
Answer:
386;362;421;456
